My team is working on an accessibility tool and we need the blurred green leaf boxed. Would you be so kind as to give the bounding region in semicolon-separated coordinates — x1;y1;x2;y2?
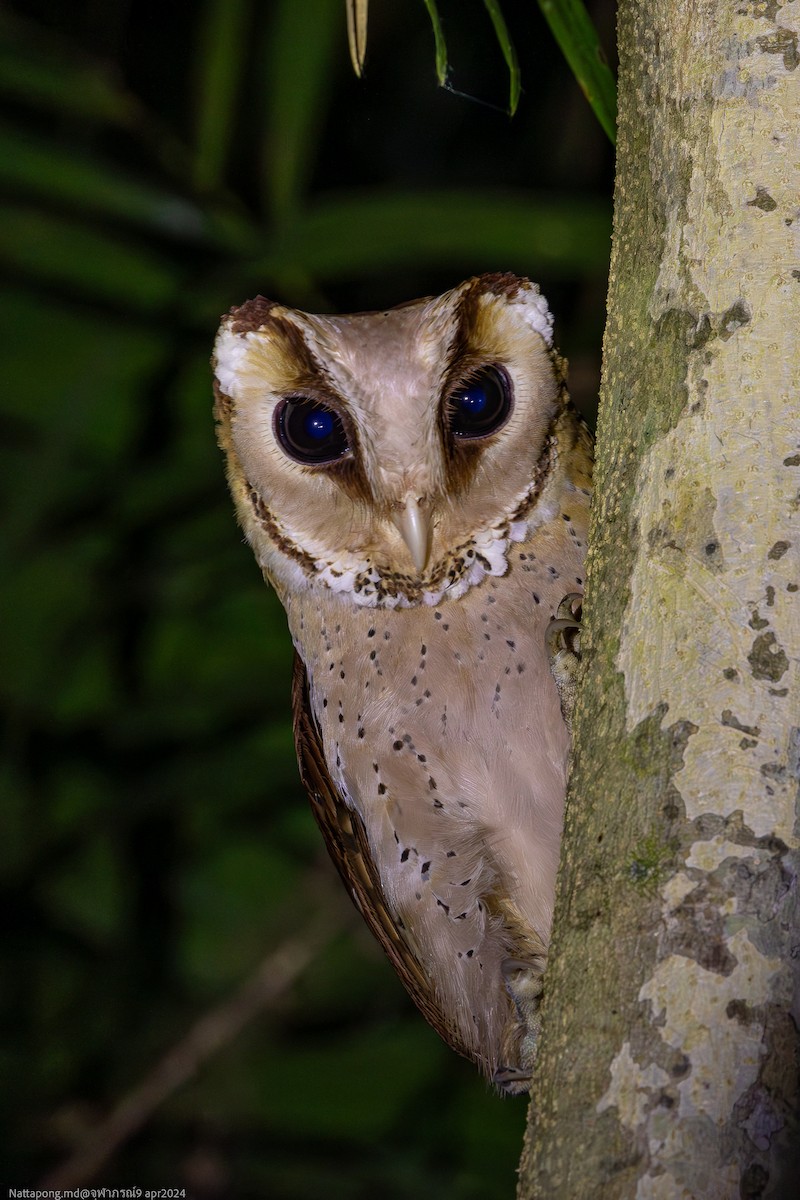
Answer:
179;840;298;986
0;204;180;309
231;1022;448;1141
234;188;610;283
49;764;110;834
0;543;105;712
261;0;342;223
193;0;252;191
0;11;139;126
141;588;293;737
0;123;212;241
39;835;125;947
538;0;617;142
0;10;243;202
0;289;159;448
0;288;165;559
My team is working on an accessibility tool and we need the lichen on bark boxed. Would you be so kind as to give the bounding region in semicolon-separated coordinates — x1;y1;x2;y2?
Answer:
519;2;800;1197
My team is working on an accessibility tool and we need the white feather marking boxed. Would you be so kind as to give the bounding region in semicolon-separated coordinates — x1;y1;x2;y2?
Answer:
510;287;554;347
214;326;252;399
263;467;550;609
472;528;512;577
317;562;361;595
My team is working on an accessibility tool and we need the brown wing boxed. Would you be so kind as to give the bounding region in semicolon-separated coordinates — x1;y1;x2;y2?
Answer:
291;652;473;1064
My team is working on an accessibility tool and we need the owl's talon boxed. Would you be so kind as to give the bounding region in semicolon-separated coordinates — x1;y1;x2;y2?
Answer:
492;1064;532;1096
546;592;583;732
550;591;583;629
498;955;546;1093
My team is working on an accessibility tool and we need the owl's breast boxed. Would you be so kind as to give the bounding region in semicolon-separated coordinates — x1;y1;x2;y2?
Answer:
289;541;581;1071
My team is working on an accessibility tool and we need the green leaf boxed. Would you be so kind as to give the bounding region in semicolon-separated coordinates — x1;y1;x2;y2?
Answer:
251;1023;448;1141
482;1;521;115
0;11;244;203
538;0;617;143
0;11;139;126
39;835;125;947
0;288;165;548
422;0;449;86
193;0;252;191
0;204;180;310
261;0;342;222
0;123;211;241
224;188;610;289
179;840;299;986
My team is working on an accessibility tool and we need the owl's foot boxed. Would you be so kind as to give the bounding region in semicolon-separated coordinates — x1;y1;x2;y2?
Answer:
546;592;583;732
493;956;547;1095
492;1064;531;1094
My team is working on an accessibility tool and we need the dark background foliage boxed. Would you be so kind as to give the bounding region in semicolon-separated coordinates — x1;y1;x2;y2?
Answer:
0;1;613;1194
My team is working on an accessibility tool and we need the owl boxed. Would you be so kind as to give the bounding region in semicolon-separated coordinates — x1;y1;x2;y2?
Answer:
213;273;592;1093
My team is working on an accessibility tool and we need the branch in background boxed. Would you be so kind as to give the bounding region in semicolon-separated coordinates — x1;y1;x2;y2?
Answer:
41;914;340;1189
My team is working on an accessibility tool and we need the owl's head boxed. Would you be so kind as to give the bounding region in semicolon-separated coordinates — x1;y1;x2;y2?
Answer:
214;273;573;608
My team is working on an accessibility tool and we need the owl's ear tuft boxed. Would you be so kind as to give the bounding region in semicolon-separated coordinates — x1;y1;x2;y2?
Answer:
468;272;531;301
227;295;283;335
470;274;554;349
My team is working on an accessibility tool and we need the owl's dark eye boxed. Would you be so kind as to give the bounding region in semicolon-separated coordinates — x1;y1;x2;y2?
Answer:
447;366;512;440
276;396;350;464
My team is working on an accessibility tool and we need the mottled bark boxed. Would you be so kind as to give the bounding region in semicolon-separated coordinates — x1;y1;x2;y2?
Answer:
519;2;799;1198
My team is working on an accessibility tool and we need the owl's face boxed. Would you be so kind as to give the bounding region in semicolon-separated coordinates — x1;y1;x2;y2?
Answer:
214;273;565;608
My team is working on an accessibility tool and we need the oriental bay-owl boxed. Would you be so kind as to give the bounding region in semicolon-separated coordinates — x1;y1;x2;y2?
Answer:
213;273;592;1093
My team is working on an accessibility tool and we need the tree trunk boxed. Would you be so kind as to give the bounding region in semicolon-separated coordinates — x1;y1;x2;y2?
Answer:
518;2;799;1197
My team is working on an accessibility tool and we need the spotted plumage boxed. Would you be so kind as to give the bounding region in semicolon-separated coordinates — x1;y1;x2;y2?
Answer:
213;273;593;1091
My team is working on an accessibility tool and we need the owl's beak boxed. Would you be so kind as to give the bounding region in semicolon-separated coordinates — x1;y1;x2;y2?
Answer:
391;496;431;573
